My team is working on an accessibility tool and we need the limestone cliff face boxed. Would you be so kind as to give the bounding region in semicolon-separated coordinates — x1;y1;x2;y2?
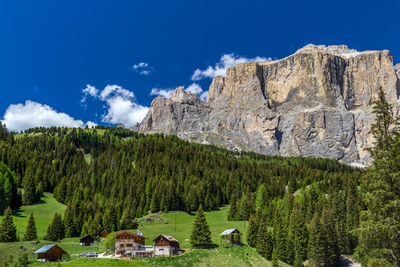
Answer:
138;45;400;166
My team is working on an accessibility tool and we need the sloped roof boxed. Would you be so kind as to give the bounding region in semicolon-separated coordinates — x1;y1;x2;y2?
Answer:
153;234;178;242
80;235;94;241
220;228;240;236
33;244;67;254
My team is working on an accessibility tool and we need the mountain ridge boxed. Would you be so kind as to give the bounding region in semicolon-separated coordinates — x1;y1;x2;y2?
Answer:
137;44;400;166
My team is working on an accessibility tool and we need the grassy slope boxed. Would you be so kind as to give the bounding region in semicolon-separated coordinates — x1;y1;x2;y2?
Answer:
0;194;290;266
0;192;66;239
138;206;247;248
31;246;291;267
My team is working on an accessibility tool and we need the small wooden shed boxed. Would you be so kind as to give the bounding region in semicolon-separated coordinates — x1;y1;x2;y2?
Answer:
80;235;95;246
220;228;241;244
34;244;67;261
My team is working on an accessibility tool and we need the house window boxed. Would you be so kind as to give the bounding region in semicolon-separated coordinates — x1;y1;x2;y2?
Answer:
159;248;164;251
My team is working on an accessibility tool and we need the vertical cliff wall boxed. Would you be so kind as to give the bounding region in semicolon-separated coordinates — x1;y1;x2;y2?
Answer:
138;45;400;166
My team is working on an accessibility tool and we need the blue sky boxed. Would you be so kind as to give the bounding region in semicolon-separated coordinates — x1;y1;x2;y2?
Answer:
1;0;399;131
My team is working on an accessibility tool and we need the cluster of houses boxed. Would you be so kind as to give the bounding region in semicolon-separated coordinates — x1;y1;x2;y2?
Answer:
33;228;241;261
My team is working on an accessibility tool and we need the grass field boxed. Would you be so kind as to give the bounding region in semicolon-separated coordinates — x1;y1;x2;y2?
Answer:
30;246;291;267
0;192;66;239
137;206;248;248
0;194;291;266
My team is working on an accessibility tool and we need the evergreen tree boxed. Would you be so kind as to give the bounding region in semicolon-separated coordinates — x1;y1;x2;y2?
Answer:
321;208;339;266
247;213;259;247
272;247;279;267
291;208;308;262
190;205;212;247
357;87;400;266
35;182;43;202
308;212;325;267
273;208;287;262
44;213;64;241
23;173;36;205
0;207;17;242
293;251;304;267
256;216;273;260
23;213;37;241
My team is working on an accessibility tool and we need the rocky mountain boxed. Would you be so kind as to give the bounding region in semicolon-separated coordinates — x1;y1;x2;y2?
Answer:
137;44;400;166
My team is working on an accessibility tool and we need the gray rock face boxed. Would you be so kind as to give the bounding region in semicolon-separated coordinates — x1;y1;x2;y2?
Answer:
138;45;400;166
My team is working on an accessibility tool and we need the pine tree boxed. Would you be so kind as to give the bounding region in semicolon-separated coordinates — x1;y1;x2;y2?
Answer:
293;251;304;267
44;213;64;241
247;215;258;247
0;207;17;242
35;182;43;202
23;213;37;241
190;205;212;247
321;208;339;266
308;212;325;267
291;208;308;262
23;173;36;205
272;247;279;267
357;87;400;266
273;208;287;262
256;216;273;260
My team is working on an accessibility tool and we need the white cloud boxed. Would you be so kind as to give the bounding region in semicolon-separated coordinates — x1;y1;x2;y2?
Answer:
199;91;208;102
185;83;203;94
83;84;149;127
81;84;99;104
1;100;86;132
132;62;148;69
132;62;152;75
85;121;97;128
191;53;271;80
149;83;208;102
150;88;175;98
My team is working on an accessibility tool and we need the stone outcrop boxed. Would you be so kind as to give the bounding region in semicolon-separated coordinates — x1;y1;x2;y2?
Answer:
138;45;400;166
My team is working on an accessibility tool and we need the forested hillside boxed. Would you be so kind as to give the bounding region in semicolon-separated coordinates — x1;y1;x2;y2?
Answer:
0;122;364;266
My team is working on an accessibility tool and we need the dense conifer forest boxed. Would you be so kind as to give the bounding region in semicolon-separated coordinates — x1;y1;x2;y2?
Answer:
1;94;397;266
0;121;365;265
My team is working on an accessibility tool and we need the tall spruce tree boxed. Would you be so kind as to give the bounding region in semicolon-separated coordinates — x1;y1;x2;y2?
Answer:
0;207;17;242
291;208;308;262
273;208;287;262
247;207;262;247
23;173;36;205
44;213;64;241
190;205;212;247
23;213;37;241
308;212;325;267
357;87;400;266
321;208;339;266
256;216;273;260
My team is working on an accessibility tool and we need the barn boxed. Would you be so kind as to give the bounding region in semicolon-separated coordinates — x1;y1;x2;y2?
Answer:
153;234;183;256
80;235;95;246
34;244;68;261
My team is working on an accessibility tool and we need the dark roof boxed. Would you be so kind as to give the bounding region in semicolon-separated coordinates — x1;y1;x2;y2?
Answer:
80;235;94;241
34;244;67;254
153;234;178;242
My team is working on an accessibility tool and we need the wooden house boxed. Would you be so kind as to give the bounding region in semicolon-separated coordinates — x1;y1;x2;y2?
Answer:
80;235;95;246
34;244;67;261
153;234;183;256
113;230;152;258
220;228;241;245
